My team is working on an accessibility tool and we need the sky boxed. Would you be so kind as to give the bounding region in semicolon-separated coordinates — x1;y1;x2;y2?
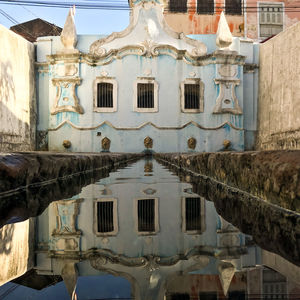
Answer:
0;0;131;35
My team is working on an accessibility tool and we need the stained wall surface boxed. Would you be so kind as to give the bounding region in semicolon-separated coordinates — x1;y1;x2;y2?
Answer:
257;21;300;150
0;25;36;152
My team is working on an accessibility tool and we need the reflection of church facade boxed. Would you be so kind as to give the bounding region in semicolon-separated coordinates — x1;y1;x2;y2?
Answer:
34;160;264;299
36;0;258;153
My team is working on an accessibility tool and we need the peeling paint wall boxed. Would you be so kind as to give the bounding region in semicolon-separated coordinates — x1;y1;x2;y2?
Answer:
163;0;244;36
257;21;300;150
0;25;36;152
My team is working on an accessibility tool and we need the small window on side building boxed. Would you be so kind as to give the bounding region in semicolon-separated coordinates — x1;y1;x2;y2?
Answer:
169;0;187;13
226;0;242;15
197;0;214;14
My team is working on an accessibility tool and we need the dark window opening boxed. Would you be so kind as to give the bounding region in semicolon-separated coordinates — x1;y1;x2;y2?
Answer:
184;84;200;109
199;292;218;300
170;293;190;300
138;199;155;232
97;82;113;108
197;0;214;14
169;0;187;13
185;197;201;231
228;291;246;300
97;201;114;233
226;0;242;15
137;83;154;108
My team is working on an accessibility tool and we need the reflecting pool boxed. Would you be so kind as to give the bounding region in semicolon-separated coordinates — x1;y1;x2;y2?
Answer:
0;159;299;299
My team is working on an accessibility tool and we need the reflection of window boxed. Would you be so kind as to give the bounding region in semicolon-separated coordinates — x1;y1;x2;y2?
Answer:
94;77;117;112
135;198;159;234
199;292;218;300
94;198;118;236
134;78;158;112
182;197;205;233
180;79;204;113
197;0;214;14
259;3;283;38
226;0;242;15
169;293;190;300
228;291;246;300
169;0;187;13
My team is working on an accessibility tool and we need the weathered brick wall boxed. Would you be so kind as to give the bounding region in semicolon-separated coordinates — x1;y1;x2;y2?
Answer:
257;21;300;150
0;25;36;152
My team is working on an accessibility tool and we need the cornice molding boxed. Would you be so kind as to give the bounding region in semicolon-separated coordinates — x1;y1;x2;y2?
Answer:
48;120;243;132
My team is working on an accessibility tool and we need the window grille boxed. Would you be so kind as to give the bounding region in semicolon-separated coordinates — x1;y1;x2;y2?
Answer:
137;83;154;109
259;3;283;38
137;199;155;232
169;0;187;13
185;197;202;231
197;0;214;14
97;201;114;233
97;82;113;108
184;84;200;110
225;0;242;15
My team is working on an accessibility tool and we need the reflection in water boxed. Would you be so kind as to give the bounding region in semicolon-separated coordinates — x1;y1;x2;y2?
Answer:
0;159;299;299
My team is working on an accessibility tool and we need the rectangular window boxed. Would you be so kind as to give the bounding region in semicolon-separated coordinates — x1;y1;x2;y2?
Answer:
94;199;118;236
199;292;218;300
185;197;202;231
184;84;200;109
137;83;154;108
226;0;242;15
259;3;283;38
134;78;158;112
197;0;214;14
182;197;205;233
181;79;204;113
138;199;155;232
169;294;190;300
169;0;187;13
94;77;117;112
97;201;114;233
97;82;113;108
135;198;159;235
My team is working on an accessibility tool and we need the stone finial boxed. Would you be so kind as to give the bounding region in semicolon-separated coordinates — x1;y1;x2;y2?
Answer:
218;261;236;296
216;11;233;49
60;6;78;53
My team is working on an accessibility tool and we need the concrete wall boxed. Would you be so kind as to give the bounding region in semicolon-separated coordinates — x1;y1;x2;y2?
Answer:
0;25;36;152
0;219;34;286
257;21;300;150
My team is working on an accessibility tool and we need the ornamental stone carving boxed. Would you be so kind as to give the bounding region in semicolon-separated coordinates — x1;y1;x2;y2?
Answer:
213;64;242;115
63;140;71;149
102;137;111;151
144;136;153;149
188;137;197;150
51;77;84;115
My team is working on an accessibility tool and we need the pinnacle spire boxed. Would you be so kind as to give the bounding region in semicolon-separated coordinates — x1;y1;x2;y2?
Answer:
216;11;233;49
60;6;78;53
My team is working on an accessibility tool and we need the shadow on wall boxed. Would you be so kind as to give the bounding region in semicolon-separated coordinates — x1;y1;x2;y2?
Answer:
0;61;32;151
0;223;14;255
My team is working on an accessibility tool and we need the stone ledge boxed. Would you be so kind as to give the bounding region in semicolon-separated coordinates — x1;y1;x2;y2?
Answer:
155;150;300;212
0;152;144;194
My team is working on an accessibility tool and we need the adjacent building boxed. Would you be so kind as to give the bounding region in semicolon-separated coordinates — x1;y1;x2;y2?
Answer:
146;0;300;40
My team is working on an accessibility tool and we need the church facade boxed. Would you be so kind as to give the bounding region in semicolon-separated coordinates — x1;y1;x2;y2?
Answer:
36;0;258;153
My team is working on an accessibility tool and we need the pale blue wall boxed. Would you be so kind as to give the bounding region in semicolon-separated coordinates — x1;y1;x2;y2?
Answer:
36;34;258;152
